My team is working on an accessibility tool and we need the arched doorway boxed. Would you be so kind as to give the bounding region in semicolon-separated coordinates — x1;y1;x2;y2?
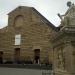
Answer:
0;51;3;64
34;49;40;64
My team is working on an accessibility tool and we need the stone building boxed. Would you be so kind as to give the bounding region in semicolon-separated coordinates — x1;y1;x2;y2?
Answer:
0;6;57;64
0;2;75;75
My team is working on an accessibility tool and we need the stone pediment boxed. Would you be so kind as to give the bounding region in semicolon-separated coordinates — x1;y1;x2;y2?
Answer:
7;6;57;31
8;6;31;15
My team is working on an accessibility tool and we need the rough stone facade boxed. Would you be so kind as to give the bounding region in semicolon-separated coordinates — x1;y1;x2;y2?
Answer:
0;6;56;64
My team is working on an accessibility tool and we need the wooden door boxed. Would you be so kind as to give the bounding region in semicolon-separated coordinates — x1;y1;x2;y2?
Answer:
14;48;20;63
0;51;3;64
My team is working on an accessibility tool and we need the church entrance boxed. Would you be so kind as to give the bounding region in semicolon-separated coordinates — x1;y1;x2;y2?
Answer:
34;49;40;64
14;48;20;63
0;51;3;64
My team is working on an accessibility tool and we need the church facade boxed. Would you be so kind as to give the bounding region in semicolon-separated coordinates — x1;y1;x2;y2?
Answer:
0;3;75;75
0;6;57;64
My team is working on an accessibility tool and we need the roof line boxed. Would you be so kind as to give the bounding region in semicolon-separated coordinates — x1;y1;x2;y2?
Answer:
32;7;58;31
8;6;59;31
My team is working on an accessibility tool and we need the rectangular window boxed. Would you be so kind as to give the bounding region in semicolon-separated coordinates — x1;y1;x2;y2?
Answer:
15;34;21;45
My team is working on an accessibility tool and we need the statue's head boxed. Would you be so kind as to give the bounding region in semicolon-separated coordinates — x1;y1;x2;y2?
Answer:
67;1;72;7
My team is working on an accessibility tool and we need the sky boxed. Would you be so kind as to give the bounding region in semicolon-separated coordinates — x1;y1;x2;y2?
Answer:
0;0;75;29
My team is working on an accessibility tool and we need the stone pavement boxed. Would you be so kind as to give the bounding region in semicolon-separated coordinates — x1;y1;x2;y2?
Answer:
0;67;52;75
